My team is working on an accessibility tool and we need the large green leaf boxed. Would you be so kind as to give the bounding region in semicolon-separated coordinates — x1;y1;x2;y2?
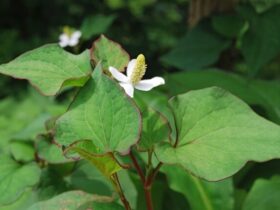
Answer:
242;177;280;210
28;191;114;210
239;6;280;75
0;44;91;95
91;35;129;71
165;70;280;124
161;165;234;210
155;87;280;181
55;64;141;154
161;24;230;70
0;155;41;205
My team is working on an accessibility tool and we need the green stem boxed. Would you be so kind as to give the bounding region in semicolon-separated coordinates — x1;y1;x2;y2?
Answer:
111;173;131;210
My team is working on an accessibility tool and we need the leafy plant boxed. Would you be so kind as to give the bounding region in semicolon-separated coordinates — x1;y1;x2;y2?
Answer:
0;34;280;210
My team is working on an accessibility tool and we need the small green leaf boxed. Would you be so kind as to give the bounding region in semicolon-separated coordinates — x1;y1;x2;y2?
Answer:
242;177;280;210
91;35;130;71
0;155;41;205
161;165;234;210
0;44;91;95
10;142;34;162
136;102;171;150
28;190;114;210
81;14;116;39
64;140;122;178
55;63;141;154
161;24;230;70
156;87;280;181
35;134;70;164
140;107;170;150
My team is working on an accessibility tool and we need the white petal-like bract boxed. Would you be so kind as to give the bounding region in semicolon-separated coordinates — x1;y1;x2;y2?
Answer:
134;77;165;91
109;67;129;83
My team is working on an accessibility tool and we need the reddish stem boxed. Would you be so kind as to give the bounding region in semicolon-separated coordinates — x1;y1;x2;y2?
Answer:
144;185;153;210
129;151;145;184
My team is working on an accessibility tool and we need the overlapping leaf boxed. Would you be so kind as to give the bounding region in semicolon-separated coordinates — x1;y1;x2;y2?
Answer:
156;87;280;181
0;44;91;95
91;35;130;71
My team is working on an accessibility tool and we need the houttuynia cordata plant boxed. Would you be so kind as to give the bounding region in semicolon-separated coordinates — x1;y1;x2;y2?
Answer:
0;35;280;210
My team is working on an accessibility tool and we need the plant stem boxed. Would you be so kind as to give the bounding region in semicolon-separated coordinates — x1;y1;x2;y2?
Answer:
129;151;163;210
111;173;132;210
144;185;153;210
129;151;145;184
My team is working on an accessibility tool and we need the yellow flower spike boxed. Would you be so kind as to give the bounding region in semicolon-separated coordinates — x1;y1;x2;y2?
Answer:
109;54;165;98
130;54;147;84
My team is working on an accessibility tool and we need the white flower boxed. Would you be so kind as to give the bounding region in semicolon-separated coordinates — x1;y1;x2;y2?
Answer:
109;54;165;97
59;28;81;48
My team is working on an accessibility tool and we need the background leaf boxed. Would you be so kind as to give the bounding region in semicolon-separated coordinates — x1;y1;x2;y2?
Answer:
161;165;234;210
239;5;280;75
161;23;230;70
242;177;280;210
81;14;116;39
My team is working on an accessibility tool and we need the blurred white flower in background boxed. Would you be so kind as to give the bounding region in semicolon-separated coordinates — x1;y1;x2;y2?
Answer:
109;54;165;97
59;26;82;48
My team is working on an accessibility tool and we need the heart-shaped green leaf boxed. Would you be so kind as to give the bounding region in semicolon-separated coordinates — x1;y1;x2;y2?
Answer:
91;35;129;71
55;63;141;154
0;44;91;96
64;140;122;178
0;155;41;205
156;87;280;181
